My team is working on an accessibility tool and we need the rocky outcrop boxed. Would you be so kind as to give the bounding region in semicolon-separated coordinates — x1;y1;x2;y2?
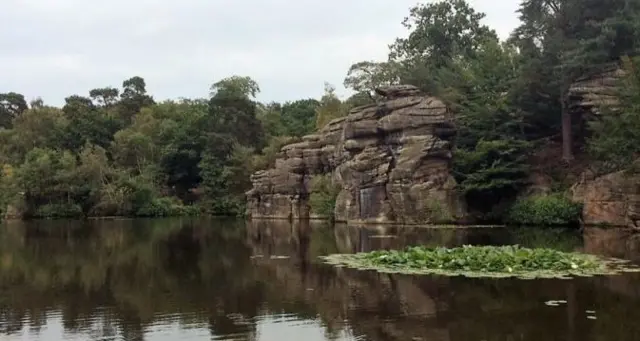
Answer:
246;85;466;224
571;170;640;227
568;64;624;118
567;64;640;227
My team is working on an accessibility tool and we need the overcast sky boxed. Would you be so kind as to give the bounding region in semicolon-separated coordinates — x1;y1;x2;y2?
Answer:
1;0;520;106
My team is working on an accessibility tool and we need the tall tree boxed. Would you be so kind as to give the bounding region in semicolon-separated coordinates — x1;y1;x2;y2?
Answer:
0;92;28;128
119;76;155;122
315;83;346;129
281;99;319;136
388;0;497;94
511;0;640;161
343;61;401;98
208;76;264;149
89;87;120;107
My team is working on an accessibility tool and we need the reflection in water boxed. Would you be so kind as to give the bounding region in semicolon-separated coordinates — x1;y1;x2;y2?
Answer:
0;219;639;340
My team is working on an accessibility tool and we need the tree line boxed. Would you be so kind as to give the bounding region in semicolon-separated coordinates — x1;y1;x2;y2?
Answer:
0;75;362;218
1;0;640;219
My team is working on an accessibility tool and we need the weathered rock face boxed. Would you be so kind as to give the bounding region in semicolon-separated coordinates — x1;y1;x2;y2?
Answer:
571;170;640;227
246;85;466;224
567;65;640;227
568;64;624;118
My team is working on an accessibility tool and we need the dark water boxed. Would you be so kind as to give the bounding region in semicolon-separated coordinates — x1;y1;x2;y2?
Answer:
1;219;640;341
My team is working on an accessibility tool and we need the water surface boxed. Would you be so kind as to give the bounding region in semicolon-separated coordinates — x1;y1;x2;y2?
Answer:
1;218;640;340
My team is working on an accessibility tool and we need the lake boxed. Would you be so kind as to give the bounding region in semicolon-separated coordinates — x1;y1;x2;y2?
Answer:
1;218;640;341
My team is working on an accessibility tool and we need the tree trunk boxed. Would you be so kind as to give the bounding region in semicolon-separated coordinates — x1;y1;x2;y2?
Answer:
561;90;574;162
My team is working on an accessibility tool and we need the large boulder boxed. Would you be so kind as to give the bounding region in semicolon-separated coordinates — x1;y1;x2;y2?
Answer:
246;85;466;224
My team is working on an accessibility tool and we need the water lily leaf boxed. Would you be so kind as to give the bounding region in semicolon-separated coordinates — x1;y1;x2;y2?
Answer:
320;245;640;279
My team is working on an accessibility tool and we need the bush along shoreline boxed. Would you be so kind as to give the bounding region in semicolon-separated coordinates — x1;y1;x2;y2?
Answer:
321;245;640;279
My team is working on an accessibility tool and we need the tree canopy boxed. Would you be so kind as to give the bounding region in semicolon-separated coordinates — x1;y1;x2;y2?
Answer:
2;0;640;220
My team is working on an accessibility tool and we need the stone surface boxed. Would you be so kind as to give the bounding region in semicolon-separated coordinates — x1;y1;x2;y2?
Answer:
568;64;624;118
246;85;466;224
571;170;640;227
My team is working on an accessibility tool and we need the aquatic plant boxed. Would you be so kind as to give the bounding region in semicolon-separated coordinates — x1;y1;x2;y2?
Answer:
507;193;583;226
321;245;640;279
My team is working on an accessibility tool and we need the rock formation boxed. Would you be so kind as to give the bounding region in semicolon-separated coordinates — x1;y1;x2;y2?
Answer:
571;170;640;228
567;65;640;228
568;64;624;118
246;85;466;224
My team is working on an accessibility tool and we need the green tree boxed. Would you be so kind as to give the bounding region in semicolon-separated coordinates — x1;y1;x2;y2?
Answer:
208;76;265;149
343;61;401;98
118;76;155;122
61;95;120;152
388;0;497;94
281;99;319;136
0;106;68;163
511;0;640;161
589;56;640;172
256;102;286;138
89;87;120;107
0;92;28;128
315;83;346;129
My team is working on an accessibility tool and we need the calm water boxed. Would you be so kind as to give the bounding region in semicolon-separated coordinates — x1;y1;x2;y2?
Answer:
1;219;640;341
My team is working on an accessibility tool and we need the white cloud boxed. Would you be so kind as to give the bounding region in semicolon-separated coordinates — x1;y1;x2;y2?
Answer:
0;0;521;105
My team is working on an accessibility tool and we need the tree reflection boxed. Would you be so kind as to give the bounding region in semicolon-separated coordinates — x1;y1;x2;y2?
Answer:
0;219;640;341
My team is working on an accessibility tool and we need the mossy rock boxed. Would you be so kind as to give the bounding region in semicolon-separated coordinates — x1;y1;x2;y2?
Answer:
321;245;640;279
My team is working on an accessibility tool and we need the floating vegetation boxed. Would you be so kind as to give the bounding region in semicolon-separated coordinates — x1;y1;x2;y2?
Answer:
321;245;640;279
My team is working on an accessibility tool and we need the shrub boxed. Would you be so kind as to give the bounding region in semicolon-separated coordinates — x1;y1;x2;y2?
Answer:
135;197;201;217
202;196;246;217
507;193;583;226
453;139;531;215
308;175;341;217
32;203;83;219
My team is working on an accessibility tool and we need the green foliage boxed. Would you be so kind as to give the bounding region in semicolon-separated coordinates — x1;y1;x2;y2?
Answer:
308;175;341;217
322;244;637;279
0;75;273;219
33;203;83;219
589;56;640;172
322;244;640;279
198;142;255;216
4;0;640;222
315;83;347;129
343;61;401;96
253;136;299;171
135;197;200;217
507;193;583;226
454;139;531;214
388;0;497;94
364;245;597;272
0;92;28;128
281;99;320;136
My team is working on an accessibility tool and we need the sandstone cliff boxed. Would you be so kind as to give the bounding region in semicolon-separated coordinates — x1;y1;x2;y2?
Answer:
246;85;465;224
568;64;624;118
571;170;640;227
568;66;640;228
